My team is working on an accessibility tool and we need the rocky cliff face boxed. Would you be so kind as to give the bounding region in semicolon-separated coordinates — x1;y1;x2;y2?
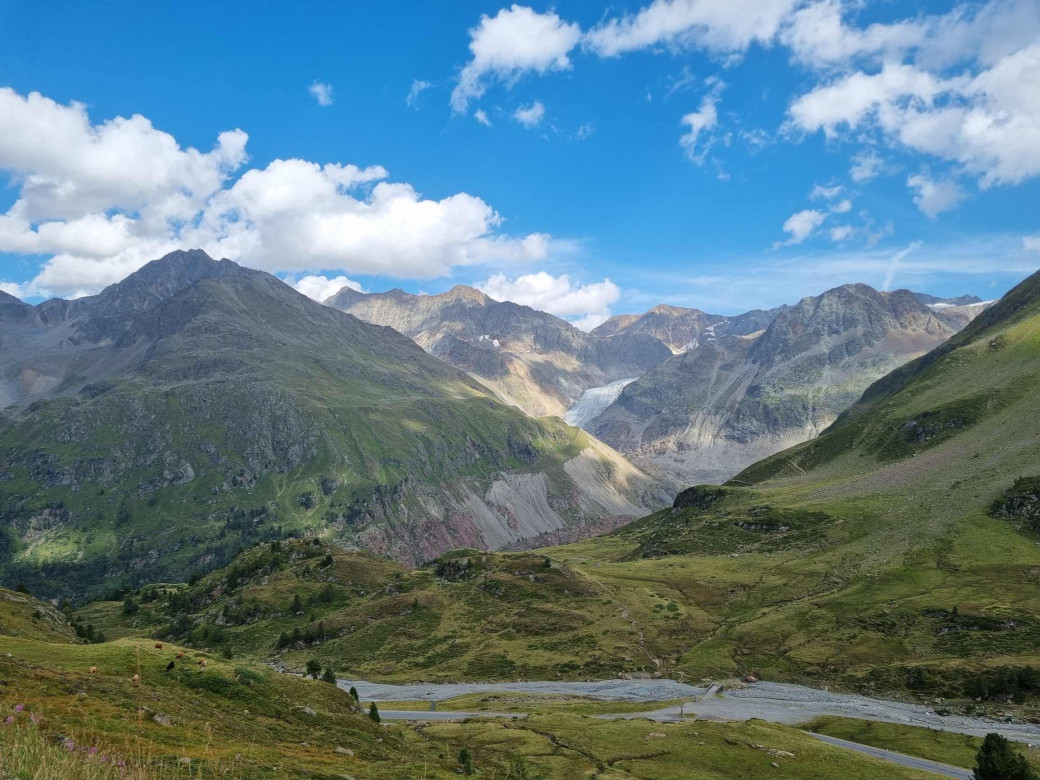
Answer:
0;251;662;599
324;285;672;418
590;284;981;485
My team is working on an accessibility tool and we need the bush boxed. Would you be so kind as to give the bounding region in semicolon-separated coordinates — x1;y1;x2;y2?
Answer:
458;747;474;775
305;659;322;679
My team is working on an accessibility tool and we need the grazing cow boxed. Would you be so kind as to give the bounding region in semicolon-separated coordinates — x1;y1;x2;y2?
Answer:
155;643;164;650
176;652;184;659
132;674;140;684
165;661;175;672
89;666;97;674
197;658;207;669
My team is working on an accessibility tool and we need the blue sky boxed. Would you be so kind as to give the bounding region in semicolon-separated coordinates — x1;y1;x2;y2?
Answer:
0;0;1038;326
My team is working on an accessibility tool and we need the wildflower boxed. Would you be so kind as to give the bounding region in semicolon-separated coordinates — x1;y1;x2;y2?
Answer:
3;716;13;726
63;737;75;751
89;746;99;755
29;713;39;725
13;704;24;712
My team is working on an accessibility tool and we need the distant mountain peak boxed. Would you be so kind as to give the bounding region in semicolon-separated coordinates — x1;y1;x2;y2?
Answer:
443;284;490;304
912;291;984;306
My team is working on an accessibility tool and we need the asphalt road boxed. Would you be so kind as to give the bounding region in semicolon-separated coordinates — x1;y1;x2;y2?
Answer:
807;733;974;780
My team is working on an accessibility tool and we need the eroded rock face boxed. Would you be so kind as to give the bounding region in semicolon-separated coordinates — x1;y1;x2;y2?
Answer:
591;285;986;485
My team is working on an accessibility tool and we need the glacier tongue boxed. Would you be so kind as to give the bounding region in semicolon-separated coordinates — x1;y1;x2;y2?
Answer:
564;377;640;429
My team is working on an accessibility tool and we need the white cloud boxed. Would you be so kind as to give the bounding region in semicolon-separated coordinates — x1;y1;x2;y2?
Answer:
0;87;556;298
1026;235;1040;253
787;18;1040;190
476;271;620;330
775;209;826;247
850;149;887;182
907;172;965;218
0;88;247;223
828;225;854;242
474;109;492;127
513;101;545;128
585;0;799;58
289;274;363;301
451;5;581;113
406;79;432;108
810;184;843;200
831;198;852;214
678;81;723;163
309;81;334;107
574;122;595;140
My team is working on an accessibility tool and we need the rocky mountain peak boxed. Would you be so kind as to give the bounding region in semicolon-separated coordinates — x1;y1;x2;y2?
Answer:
443;284;491;305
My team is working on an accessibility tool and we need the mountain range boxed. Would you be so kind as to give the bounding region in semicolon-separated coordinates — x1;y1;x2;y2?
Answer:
0;250;658;598
329;281;989;486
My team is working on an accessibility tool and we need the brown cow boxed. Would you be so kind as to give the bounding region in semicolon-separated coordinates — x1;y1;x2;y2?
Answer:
155;643;164;650
176;651;185;659
89;666;97;674
132;674;140;684
197;658;207;669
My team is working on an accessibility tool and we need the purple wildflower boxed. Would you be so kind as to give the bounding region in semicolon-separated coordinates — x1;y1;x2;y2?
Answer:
89;746;99;755
3;716;12;726
63;737;75;751
13;704;24;712
29;713;39;725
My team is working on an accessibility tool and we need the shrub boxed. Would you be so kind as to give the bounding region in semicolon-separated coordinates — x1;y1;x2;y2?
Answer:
368;702;380;724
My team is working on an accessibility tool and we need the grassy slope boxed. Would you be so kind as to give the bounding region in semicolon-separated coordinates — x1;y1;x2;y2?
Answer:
0;584;78;643
77;539;685;682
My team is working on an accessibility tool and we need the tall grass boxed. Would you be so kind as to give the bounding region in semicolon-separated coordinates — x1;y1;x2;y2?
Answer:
0;715;233;780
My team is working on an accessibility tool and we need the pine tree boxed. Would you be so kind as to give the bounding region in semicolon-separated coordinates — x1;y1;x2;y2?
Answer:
973;733;1036;780
321;666;336;685
291;593;303;613
349;686;359;701
458;747;474;775
368;702;380;723
305;659;322;679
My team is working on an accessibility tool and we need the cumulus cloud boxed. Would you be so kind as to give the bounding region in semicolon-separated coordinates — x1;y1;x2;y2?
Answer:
476;271;620;330
406;79;432;108
289;274;364;301
585;0;799;57
0;87;555;298
775;209;826;247
450;5;581;113
1026;235;1040;253
513;101;545;128
907;172;966;218
474;109;493;126
308;81;334;107
786;4;1040;191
